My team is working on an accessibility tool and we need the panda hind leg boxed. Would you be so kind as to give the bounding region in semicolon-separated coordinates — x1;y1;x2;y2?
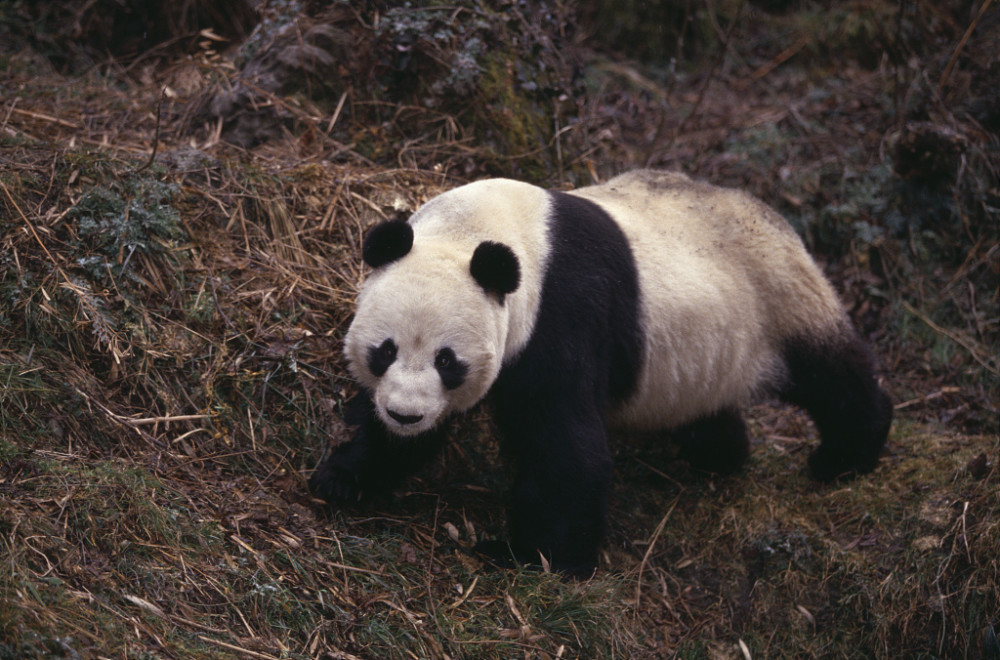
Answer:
675;407;751;476
779;334;893;482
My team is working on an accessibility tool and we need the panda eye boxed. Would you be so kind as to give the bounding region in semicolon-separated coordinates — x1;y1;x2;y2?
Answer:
434;350;451;369
379;341;397;360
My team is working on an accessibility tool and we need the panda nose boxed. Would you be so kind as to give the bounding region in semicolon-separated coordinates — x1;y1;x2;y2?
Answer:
387;409;423;425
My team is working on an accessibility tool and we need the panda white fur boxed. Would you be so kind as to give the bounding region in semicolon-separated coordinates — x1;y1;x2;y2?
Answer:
310;169;893;576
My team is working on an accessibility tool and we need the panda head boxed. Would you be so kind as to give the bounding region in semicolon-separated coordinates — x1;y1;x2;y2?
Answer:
344;219;521;437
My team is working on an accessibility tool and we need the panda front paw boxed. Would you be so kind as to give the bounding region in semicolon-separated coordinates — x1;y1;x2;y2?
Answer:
807;445;878;483
309;451;367;504
309;432;394;505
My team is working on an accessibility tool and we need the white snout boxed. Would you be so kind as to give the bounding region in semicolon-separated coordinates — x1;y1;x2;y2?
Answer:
374;368;447;437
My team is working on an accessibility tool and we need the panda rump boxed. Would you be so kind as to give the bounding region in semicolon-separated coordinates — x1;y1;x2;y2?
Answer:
309;169;893;577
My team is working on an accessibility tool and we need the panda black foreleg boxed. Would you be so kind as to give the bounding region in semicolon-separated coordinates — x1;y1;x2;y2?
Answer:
780;335;893;482
309;391;446;504
675;407;750;476
479;407;613;577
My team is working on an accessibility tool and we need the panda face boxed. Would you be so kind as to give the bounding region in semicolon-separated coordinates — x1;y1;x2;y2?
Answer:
344;243;509;437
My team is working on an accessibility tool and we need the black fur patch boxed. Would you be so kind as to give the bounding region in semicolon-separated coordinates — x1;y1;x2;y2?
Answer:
779;334;893;482
470;241;521;301
675;407;751;476
434;347;468;390
488;190;643;574
528;191;644;403
363;220;413;269
367;338;397;377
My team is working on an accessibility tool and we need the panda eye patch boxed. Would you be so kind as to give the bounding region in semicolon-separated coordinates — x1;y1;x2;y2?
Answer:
434;347;468;390
367;339;398;377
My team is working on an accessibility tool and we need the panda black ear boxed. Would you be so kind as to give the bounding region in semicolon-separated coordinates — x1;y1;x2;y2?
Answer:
470;241;520;302
362;220;413;268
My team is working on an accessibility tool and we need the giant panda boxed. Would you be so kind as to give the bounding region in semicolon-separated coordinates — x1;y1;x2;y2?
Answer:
309;169;893;576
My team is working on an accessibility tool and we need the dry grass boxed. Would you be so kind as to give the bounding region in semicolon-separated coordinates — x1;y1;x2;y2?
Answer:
2;2;998;658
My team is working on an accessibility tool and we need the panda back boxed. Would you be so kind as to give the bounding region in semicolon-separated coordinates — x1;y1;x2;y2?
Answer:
571;170;849;429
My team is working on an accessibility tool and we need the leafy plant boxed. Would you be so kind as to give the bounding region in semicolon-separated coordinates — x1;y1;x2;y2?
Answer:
67;176;182;282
